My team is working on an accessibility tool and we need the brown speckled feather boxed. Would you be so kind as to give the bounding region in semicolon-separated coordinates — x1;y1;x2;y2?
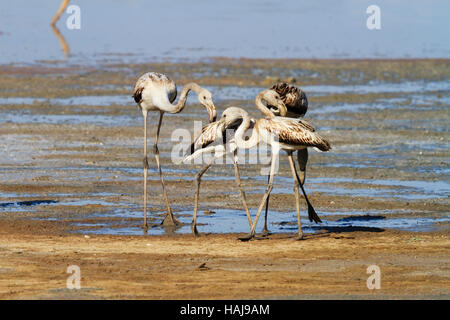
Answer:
260;117;331;151
189;118;245;155
271;82;308;117
189;121;226;155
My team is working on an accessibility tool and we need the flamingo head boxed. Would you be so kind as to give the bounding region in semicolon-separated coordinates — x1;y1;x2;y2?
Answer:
197;88;217;122
262;89;287;117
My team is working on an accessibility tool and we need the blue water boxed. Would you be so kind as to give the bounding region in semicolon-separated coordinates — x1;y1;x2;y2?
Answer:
0;0;449;65
2;171;448;235
249;176;450;200
72;208;449;236
1;80;447;105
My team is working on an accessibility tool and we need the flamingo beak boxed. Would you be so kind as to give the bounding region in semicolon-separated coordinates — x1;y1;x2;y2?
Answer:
277;100;287;117
206;102;217;122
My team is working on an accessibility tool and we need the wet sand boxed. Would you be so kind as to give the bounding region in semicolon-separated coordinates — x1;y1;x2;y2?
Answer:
0;220;448;299
0;58;449;299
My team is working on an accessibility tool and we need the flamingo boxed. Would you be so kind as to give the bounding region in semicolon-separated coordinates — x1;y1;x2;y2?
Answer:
269;82;309;118
51;0;70;26
183;90;287;235
212;106;331;240
50;0;70;57
261;82;311;235
132;72;216;228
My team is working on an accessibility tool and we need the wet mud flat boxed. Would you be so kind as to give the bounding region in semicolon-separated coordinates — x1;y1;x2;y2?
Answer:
0;59;448;299
0;226;448;299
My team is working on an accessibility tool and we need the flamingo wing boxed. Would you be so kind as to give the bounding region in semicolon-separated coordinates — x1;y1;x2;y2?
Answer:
189;121;226;155
132;81;145;104
262;117;331;151
188;117;245;156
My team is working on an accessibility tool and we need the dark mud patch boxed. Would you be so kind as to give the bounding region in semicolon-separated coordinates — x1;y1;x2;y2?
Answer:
0;199;58;208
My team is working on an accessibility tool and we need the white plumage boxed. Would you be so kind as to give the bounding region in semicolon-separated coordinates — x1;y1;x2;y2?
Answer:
132;72;216;228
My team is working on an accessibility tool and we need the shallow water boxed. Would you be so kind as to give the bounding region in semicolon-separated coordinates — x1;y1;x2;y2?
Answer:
71;208;449;236
2;80;448;103
0;13;448;238
0;112;137;127
1;82;448;129
249;176;450;200
0;95;132;107
2;168;448;235
1;1;449;65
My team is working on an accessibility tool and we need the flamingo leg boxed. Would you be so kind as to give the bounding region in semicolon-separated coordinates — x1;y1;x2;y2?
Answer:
293;150;322;224
233;150;252;228
191;146;252;235
143;111;149;229
262;150;301;235
287;152;304;240
153;112;180;226
296;148;308;186
260;149;308;234
51;0;70;25
192;159;214;236
262;173;271;236
239;149;278;241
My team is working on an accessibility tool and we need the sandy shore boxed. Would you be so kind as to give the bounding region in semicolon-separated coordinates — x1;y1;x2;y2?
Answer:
0;219;448;299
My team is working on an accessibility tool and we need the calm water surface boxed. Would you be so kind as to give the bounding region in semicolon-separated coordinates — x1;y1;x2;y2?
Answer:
0;0;449;65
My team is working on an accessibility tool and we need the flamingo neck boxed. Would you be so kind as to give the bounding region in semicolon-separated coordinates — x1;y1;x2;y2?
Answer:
255;92;275;118
172;83;202;113
235;114;260;149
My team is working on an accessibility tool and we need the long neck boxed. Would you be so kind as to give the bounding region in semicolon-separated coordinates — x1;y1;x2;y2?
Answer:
255;92;275;118
235;115;260;149
172;83;202;113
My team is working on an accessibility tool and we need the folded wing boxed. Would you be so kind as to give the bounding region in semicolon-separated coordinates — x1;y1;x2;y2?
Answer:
262;117;331;151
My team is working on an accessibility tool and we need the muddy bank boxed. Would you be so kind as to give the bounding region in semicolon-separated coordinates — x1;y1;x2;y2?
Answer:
0;220;448;299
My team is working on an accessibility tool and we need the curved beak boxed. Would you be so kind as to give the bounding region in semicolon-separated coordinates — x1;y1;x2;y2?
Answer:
276;100;287;117
206;102;217;123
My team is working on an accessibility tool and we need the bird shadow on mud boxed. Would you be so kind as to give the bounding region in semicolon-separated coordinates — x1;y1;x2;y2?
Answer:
266;215;387;240
312;225;385;233
309;214;386;235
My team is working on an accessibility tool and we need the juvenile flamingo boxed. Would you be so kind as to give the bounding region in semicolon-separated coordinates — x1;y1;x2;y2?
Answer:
261;82;311;235
132;72;216;228
183;90;286;235
215;107;331;240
